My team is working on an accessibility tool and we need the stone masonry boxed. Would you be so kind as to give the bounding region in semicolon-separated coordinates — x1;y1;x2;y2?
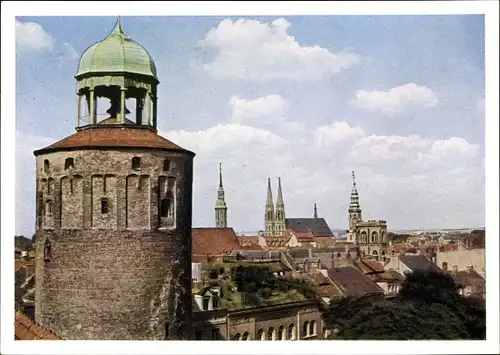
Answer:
34;147;194;339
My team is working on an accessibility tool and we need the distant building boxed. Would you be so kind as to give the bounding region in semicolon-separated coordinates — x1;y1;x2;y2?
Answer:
385;255;441;275
192;227;242;263
346;172;389;260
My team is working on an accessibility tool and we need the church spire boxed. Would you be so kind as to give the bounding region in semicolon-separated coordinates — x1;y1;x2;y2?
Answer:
274;177;286;237
266;177;274;207
215;163;227;228
314;202;318;219
264;178;275;237
348;170;362;232
276;177;284;207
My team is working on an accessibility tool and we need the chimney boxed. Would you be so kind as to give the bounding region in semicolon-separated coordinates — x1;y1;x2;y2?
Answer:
308;248;312;258
452;265;458;272
466;265;474;273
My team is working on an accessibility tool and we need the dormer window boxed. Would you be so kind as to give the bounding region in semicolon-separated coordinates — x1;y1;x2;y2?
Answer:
132;157;141;170
163;159;170;171
101;198;109;214
43;159;50;173
65;157;74;170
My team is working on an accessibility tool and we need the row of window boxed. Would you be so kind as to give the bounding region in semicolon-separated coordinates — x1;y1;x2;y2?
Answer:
43;195;174;219
43;157;172;173
233;321;317;341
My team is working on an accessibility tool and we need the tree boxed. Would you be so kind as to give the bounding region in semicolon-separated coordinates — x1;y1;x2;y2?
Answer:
323;271;486;340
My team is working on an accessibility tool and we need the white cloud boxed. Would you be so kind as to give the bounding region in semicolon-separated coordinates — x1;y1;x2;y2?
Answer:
61;42;78;60
230;95;289;123
157;114;483;231
16;20;55;53
199;18;361;81
313;121;365;149
350;83;439;115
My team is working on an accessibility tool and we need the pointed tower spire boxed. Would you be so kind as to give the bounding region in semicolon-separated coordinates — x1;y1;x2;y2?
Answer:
348;170;362;232
274;177;286;237
314;203;318;219
264;178;275;237
215;163;227;228
111;16;125;36
276;177;284;207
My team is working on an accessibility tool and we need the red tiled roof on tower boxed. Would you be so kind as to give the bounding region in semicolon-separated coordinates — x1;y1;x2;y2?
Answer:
34;127;193;155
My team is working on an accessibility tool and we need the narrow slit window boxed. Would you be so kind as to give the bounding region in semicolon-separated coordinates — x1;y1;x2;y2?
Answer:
163;159;170;171
101;198;109;214
43;159;50;173
64;158;74;170
44;240;52;262
160;198;170;218
132;157;141;170
45;200;53;216
165;323;169;339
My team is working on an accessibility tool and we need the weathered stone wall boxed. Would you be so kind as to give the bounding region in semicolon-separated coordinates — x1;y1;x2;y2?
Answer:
34;147;193;340
356;221;389;259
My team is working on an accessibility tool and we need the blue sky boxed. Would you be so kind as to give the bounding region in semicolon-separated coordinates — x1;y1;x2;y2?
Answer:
15;15;486;237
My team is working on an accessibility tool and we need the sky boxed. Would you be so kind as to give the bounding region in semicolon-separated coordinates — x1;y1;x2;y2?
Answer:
14;14;486;237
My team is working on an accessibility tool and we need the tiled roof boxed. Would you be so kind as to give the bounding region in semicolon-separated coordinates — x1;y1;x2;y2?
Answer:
438;243;458;252
293;231;316;242
368;269;405;283
15;312;60;340
15;260;30;272
286;218;334;237
448;269;484;286
327;266;384;298
238;235;260;245
460;232;485;249
399;255;441;272
34;127;194;155
192;228;241;257
315;236;336;247
295;272;343;298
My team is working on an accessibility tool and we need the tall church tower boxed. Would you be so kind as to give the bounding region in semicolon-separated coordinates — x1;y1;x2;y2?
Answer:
264;178;275;237
33;18;194;340
215;163;228;228
274;177;286;236
348;171;362;231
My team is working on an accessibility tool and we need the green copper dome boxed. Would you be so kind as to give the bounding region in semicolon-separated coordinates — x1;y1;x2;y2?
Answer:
75;18;157;79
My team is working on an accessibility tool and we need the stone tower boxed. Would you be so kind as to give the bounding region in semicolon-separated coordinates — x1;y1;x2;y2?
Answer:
348;171;362;231
33;18;194;340
264;178;275;237
314;202;318;219
214;163;228;228
274;177;286;237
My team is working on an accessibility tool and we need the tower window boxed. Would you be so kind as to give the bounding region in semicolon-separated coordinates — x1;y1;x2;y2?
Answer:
101;198;109;214
132;157;141;170
43;159;50;173
44;239;52;262
163;159;170;171
160;192;174;218
64;157;74;170
45;200;53;216
165;323;169;339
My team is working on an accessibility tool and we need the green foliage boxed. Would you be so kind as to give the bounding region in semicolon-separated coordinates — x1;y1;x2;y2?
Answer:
323;271;486;340
14;235;33;251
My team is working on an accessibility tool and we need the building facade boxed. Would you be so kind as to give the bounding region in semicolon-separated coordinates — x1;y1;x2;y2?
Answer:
192;300;325;341
33;19;194;340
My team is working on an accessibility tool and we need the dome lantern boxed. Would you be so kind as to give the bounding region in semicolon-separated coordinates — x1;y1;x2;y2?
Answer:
75;17;159;131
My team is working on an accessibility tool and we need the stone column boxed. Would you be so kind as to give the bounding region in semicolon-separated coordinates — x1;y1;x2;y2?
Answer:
152;93;157;129
136;95;144;125
120;88;127;123
148;93;154;126
76;93;81;127
89;89;96;124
